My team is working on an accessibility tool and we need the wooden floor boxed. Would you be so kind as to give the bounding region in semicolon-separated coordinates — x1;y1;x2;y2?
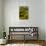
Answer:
0;40;46;46
8;40;46;46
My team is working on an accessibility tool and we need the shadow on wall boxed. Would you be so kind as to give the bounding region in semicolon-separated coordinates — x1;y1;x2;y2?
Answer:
0;30;3;39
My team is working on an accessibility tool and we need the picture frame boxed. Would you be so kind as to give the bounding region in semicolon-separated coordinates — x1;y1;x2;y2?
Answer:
19;6;29;20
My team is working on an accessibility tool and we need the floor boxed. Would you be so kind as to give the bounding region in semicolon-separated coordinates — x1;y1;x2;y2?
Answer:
0;40;46;46
0;43;43;46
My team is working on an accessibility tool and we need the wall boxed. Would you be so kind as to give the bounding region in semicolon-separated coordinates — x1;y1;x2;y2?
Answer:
3;0;45;40
0;0;3;38
45;0;46;40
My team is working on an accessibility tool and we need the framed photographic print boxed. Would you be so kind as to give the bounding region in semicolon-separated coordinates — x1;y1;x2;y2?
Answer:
19;6;29;20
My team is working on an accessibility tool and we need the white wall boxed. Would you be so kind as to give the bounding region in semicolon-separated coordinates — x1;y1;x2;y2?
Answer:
3;0;45;40
45;0;46;40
